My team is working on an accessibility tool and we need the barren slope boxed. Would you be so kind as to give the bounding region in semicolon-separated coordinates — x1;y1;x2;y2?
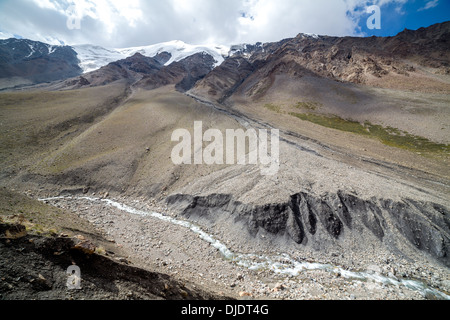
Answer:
0;23;449;300
0;82;448;276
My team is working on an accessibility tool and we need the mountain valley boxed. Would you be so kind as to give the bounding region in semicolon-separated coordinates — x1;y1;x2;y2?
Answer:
0;22;449;300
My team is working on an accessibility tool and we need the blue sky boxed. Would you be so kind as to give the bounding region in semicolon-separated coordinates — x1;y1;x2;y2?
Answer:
0;0;449;47
359;0;450;37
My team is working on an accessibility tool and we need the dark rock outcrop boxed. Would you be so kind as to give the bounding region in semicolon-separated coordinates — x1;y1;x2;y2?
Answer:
61;51;216;91
0;233;226;300
167;191;450;267
136;52;216;92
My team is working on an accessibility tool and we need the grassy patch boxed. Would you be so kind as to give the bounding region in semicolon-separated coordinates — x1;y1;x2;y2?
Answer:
289;113;370;135
264;103;282;113
364;123;449;154
294;101;322;111
289;112;450;154
0;188;95;238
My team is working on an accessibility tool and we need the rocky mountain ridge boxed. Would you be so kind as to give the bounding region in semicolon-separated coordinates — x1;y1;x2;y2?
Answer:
191;21;450;102
2;21;448;92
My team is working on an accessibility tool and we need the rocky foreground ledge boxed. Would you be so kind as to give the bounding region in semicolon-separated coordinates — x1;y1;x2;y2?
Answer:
0;221;225;300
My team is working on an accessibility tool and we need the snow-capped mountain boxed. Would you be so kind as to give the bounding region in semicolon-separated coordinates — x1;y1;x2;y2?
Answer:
229;42;264;57
72;40;230;73
0;37;231;88
70;44;125;74
0;38;81;88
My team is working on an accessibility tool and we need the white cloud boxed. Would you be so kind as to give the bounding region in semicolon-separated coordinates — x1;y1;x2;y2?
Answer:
33;0;64;11
234;0;359;42
0;0;409;47
418;0;439;11
0;31;16;40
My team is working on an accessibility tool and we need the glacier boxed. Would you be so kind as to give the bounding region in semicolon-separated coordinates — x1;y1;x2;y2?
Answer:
72;40;230;74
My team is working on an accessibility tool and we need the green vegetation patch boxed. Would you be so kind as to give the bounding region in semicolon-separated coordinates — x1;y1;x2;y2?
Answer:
0;188;92;238
294;101;322;111
264;103;282;113
289;112;450;154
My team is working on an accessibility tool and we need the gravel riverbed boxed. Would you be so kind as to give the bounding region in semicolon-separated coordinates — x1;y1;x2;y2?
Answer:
41;195;450;300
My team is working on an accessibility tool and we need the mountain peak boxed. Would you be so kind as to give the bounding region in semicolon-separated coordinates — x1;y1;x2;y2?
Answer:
72;40;230;74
